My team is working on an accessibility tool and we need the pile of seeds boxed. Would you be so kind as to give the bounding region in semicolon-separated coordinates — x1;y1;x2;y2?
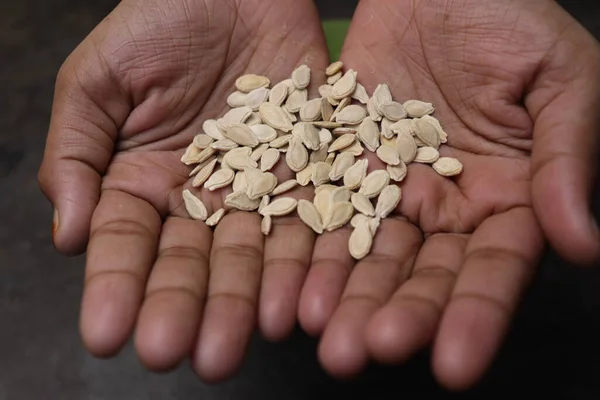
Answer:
180;62;463;260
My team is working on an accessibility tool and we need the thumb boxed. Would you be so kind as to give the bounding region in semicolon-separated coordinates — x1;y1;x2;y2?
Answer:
38;51;130;256
528;32;600;266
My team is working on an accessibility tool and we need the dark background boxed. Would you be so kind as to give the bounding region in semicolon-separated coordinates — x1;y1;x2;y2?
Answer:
1;0;600;398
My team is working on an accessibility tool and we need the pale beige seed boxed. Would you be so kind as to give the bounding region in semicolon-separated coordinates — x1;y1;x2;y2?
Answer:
375;185;402;218
390;119;413;136
351;192;375;217
181;143;201;165
413;137;427;147
278;145;289;153
292;64;311;90
327;70;342;85
310;143;329;163
380;101;407;121
420;115;447;143
330;97;351;122
314;184;336;195
325;61;344;76
259;197;298;217
224;191;260;211
414;146;440;163
319;128;333;145
312;162;332;186
223;147;257;170
261;215;272;235
312;121;343;129
349;220;373;260
335;104;367;125
359;170;390;198
243;166;262;183
350;213;370;229
182;189;208;221
343;158;368;190
432;157;463;176
260;148;280;171
220;106;253;129
332;127;357;136
245;87;270;111
246;111;262;126
281;105;297;122
285;88;308;113
272;179;298;195
368;216;382;236
192;158;218;187
297;122;321;150
224;123;259;147
250;124;278;143
286;137;309;172
380;117;395;139
328;133;356;153
376;145;401;166
269;134;292;148
281;78;295;93
329;152;355;181
232;171;248;192
205;208;226;227
258;195;270;213
193;134;214;149
332;186;352;203
297;200;323;234
250;143;269;162
203;119;225;140
352;83;369;104
211;138;238;151
259;103;293;132
332;69;357;100
189;155;217;176
341;140;365;156
204;168;235;191
227;91;248;108
412;118;441;149
328;95;340;106
318;84;334;98
373;84;393;113
320;97;334;122
325;152;336;165
296;163;314;186
387;161;407;182
367;97;383;122
246;172;277;200
403;100;435;118
324;201;354;231
313;189;333;222
195;146;218;164
235;74;270;93
357;118;380;152
380;134;395;148
299;98;322;122
269;81;289;106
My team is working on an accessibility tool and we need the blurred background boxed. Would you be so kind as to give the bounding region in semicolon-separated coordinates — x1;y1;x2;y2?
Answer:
1;0;600;398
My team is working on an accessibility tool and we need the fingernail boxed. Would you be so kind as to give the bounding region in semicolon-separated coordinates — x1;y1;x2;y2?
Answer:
52;208;59;237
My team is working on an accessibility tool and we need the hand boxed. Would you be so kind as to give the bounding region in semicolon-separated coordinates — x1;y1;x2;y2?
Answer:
297;0;600;390
38;0;328;382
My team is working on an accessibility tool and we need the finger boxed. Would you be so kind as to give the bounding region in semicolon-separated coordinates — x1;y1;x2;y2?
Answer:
80;189;161;357
259;185;316;341
365;233;468;364
134;216;211;371
297;227;354;336
528;43;600;265
432;207;543;391
318;219;422;378
37;55;130;255
192;211;263;383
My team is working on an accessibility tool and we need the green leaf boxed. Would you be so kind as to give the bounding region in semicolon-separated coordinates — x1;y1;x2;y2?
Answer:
322;19;351;62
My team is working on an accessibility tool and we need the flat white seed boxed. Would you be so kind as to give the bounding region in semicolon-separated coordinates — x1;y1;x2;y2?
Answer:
189;156;217;176
245;87;270;111
203;119;225;140
260;148;281;171
380;101;407;121
325;61;343;76
318;84;334;98
341;140;364;156
327;70;342;85
393;133;417;164
376;145;401;166
232;171;248;192
367;97;382;122
194;146;218;164
278;145;289;153
343;158;369;190
269;134;292;148
359;170;390;198
373;84;393;113
259;197;298;217
380;117;395;139
258;195;270;213
285;137;309;172
351;83;369;104
251;143;270;162
403;100;435;118
204;168;235;191
297;199;324;234
285;88;308;113
321;97;334;122
211;138;238;151
414;146;440;163
432;157;463;176
227;91;248;107
259;103;293;132
192;158;218;187
332;186;352;203
272;179;298;196
312;120;343;129
250;124;278;143
313;189;333;222
332;69;357;100
335;104;367;125
357;118;380;152
319;128;333;145
333;127;357;136
420;115;447;143
205;208;226;226
182;189;208;221
296;163;314;186
235;74;270;93
325;152;336;165
330;97;351;122
261;215;272;235
292;64;311;90
224;191;261;211
281;78;295;93
328;95;340;106
351;192;375;217
387;161;407;182
246;172;277;200
224;123;259;147
269;81;289;106
314;184;337;195
309;143;329;163
324;201;354;231
375;185;402;218
328;133;356;153
297;122;321;150
223;147;257;170
181;143;201;165
350;213;369;228
380;134;395;148
350;214;380;235
221;106;253;128
243;166;262;183
413;137;428;147
329;152;355;181
299;98;322;122
193;134;214;149
311;162;332;186
412;118;441;149
368;216;382;236
246;112;262;126
348;220;373;260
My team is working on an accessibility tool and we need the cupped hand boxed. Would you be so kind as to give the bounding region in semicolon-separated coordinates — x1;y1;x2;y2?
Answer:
297;0;600;390
38;0;329;382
